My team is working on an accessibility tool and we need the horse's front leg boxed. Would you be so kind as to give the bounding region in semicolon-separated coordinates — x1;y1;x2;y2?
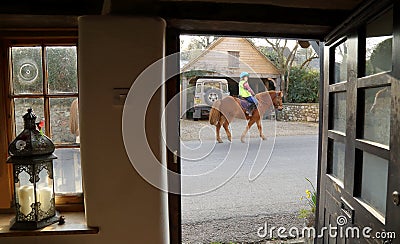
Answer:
216;122;223;143
256;119;266;140
222;120;232;142
241;119;256;143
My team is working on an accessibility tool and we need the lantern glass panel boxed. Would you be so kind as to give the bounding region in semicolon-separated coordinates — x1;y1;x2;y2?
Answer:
15;168;35;217
36;161;55;221
37;167;54;211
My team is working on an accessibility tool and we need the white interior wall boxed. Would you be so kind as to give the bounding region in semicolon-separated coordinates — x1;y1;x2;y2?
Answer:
2;16;169;244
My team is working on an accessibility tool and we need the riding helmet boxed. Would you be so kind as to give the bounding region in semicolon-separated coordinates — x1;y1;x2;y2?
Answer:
240;71;249;79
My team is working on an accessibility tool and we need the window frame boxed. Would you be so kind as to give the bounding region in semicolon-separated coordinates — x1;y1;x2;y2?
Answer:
0;38;83;211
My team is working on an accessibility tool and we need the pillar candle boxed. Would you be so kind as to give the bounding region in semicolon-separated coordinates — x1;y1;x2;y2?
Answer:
39;187;53;211
18;185;34;216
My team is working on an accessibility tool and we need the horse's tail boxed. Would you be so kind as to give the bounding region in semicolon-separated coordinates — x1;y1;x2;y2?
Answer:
209;100;222;125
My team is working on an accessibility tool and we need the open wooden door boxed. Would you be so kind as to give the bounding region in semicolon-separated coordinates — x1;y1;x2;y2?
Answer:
317;1;400;243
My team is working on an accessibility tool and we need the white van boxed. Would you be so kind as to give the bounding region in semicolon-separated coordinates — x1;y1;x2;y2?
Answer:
193;78;230;120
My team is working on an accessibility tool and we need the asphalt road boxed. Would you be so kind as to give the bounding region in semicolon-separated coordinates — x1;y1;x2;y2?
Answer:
181;135;318;225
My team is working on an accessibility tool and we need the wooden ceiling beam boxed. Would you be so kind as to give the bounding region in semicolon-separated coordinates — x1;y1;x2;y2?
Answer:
0;0;104;15
160;0;363;11
0;0;360;38
0;15;78;29
168;19;331;40
108;2;351;27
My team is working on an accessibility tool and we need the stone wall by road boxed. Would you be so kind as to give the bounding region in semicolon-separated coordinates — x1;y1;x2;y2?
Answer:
277;103;319;122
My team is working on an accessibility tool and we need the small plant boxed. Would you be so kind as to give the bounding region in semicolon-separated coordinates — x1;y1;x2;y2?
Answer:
298;178;317;226
36;119;45;136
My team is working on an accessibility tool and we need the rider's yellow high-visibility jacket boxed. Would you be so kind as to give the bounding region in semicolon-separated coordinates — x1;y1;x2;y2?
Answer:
239;79;252;98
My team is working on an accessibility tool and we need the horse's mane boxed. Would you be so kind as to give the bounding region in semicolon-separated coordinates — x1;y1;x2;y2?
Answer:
255;90;280;100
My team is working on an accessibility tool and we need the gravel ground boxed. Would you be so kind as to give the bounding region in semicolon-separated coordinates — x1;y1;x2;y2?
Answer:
180;119;318;141
182;212;308;244
180;119;318;244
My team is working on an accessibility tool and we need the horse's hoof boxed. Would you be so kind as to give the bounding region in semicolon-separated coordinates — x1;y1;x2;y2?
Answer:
261;136;266;140
228;138;232;142
240;138;245;143
217;139;223;143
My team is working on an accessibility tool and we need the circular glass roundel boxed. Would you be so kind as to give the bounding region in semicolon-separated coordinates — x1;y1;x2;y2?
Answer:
19;63;38;82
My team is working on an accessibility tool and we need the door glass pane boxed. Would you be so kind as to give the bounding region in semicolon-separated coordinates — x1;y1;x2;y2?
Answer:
330;92;346;133
362;86;391;145
11;47;43;94
329;140;345;182
361;152;388;216
53;148;82;193
49;98;79;144
333;41;348;83
46;46;78;94
14;98;44;135
365;9;393;76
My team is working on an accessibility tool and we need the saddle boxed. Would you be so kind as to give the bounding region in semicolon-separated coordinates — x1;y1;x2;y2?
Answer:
238;97;256;114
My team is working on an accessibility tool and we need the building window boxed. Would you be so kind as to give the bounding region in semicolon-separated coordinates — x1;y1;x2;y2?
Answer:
228;51;240;68
9;44;82;204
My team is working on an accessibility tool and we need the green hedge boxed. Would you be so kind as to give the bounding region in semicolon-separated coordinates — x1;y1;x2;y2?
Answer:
286;67;319;103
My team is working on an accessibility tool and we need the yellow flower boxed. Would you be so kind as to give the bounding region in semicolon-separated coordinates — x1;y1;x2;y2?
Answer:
306;190;311;199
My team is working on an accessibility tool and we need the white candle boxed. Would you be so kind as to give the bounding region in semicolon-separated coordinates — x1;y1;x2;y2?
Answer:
38;187;53;211
18;185;34;216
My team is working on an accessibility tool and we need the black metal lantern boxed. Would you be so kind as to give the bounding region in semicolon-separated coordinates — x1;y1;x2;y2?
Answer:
7;108;59;230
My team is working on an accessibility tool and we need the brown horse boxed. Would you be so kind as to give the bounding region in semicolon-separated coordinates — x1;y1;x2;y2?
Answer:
209;91;283;143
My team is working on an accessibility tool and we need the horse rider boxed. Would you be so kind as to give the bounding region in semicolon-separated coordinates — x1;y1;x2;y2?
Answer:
239;71;258;116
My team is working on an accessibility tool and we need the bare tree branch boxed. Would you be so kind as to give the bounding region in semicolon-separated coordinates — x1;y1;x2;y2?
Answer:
300;54;318;69
262;39;300;97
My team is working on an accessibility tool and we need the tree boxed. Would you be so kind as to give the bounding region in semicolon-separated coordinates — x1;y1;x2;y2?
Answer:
298;48;319;69
335;42;348;82
258;39;319;98
181;36;216;61
287;67;319;103
264;39;298;98
197;36;215;49
367;37;392;75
